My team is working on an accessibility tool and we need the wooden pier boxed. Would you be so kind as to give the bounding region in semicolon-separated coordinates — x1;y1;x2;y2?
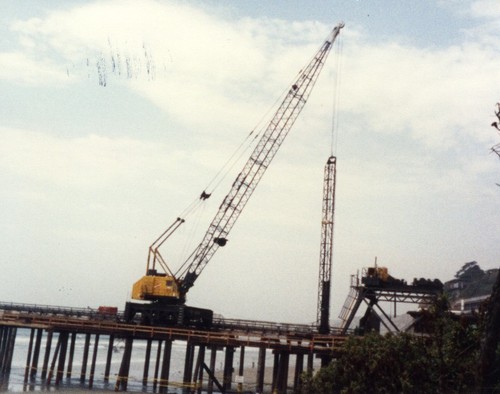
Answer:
0;306;345;393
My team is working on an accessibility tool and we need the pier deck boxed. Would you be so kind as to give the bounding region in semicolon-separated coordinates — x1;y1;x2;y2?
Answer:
0;303;345;393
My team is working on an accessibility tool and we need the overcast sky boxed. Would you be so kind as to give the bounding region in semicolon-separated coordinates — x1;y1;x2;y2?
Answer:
1;0;499;324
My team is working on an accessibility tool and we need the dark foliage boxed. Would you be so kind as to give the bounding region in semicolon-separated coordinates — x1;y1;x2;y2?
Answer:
455;261;484;281
299;300;481;393
479;269;500;393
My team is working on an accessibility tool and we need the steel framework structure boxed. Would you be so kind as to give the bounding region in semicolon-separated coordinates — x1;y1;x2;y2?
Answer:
338;274;442;335
317;156;337;334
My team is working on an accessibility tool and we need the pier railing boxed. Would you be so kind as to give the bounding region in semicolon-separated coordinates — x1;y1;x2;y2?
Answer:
0;301;346;336
0;302;348;393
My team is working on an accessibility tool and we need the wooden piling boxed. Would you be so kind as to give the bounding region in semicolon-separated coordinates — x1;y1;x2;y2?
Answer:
115;337;133;391
256;347;266;394
46;333;61;385
89;334;100;389
238;345;245;376
153;340;163;392
293;353;304;391
277;352;290;394
0;327;16;389
0;327;5;372
66;332;77;378
142;338;152;388
29;328;43;380
41;330;53;380
236;346;245;393
23;328;35;384
159;339;172;393
0;327;16;375
271;351;279;392
0;327;5;367
104;334;115;382
6;328;17;375
182;341;195;392
307;352;313;373
0;327;8;373
207;345;217;394
80;332;91;383
193;345;205;394
223;346;235;392
55;331;69;385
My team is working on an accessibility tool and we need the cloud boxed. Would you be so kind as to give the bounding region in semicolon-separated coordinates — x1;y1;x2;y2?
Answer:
0;128;168;188
2;1;338;133
0;51;70;85
470;0;500;17
4;1;498;151
1;1;499;320
340;38;500;150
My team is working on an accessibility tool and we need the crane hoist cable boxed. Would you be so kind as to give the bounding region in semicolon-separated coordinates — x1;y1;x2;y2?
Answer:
178;198;207;263
201;73;304;199
174;58;315;245
200;38;324;200
203;129;259;196
159;78;306;273
330;36;343;157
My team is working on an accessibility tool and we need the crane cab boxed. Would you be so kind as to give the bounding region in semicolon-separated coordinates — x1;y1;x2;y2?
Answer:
131;270;181;301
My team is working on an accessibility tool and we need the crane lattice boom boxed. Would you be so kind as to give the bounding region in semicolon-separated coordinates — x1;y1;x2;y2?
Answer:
178;24;344;297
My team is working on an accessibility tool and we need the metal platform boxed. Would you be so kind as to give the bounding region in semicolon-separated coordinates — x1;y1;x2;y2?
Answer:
338;269;443;335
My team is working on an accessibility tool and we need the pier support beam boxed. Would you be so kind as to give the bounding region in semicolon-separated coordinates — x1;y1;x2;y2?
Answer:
153;340;163;392
182;342;195;392
115;337;133;391
236;345;245;392
104;334;115;383
142;338;152;388
293;353;304;391
271;351;279;392
89;334;100;389
256;347;266;394
159;339;172;393
0;326;16;390
279;352;290;394
307;352;314;373
66;332;77;378
223;346;235;393
272;351;290;394
0;326;17;376
80;333;91;383
29;328;43;380
41;330;53;380
55;331;69;385
193;345;205;394
23;328;35;384
207;345;217;394
46;333;62;385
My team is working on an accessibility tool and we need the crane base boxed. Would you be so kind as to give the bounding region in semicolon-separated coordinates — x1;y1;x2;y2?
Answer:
124;301;213;328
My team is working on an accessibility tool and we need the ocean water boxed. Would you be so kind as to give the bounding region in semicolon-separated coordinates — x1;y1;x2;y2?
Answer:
1;328;294;393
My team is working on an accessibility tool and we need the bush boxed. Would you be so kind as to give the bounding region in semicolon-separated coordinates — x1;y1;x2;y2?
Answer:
299;313;480;393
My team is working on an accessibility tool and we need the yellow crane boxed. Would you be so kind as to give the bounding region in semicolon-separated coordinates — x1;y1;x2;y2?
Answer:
125;23;344;327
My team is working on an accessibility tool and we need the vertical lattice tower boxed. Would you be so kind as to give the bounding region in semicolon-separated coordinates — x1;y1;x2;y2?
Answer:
317;155;337;334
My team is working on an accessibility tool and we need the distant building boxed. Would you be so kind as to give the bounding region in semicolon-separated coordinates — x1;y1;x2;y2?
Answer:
444;264;498;314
